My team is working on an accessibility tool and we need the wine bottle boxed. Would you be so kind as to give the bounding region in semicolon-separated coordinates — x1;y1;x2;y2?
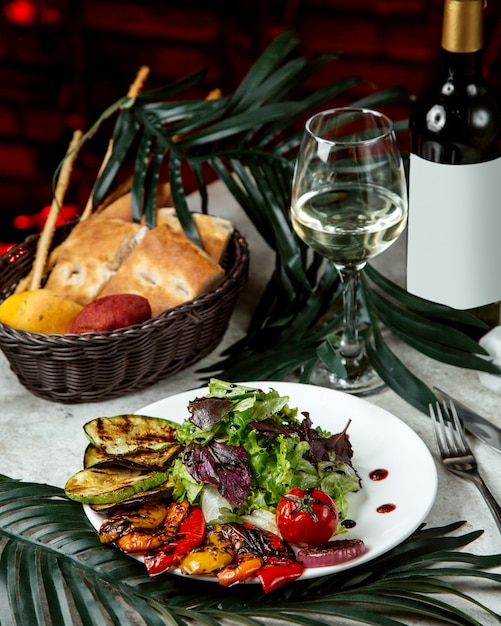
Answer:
407;0;501;329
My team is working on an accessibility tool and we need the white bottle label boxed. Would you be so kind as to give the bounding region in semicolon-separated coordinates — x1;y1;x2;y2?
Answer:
407;153;501;309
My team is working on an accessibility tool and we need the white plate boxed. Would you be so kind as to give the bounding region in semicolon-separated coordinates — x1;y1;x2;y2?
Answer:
85;381;437;582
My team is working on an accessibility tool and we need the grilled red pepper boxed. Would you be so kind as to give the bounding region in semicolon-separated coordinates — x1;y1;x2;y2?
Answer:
144;506;206;575
255;557;304;593
237;524;304;592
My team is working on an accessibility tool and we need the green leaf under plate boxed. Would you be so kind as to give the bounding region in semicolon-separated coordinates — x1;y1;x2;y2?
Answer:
1;475;500;626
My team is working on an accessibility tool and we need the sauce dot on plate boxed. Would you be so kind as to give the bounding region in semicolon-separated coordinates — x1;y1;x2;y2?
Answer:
369;468;388;481
376;503;396;514
341;519;356;529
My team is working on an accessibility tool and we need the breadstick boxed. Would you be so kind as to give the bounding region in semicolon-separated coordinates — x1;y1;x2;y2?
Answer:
206;88;222;100
127;65;150;99
29;129;83;291
15;243;62;293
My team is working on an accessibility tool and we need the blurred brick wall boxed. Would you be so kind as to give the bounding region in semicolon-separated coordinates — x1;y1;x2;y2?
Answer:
0;0;499;244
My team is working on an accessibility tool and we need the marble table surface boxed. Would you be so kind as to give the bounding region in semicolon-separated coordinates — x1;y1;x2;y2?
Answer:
0;180;500;624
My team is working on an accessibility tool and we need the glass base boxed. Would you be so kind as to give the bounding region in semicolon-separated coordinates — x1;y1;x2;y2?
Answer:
309;363;386;397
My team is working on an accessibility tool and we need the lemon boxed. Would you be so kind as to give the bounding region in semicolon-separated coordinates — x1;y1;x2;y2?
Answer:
0;289;83;334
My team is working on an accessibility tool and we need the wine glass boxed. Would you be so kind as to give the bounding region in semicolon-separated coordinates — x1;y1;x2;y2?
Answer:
291;107;408;395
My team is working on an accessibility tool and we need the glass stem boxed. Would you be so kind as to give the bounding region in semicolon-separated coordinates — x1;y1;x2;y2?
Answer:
339;265;364;361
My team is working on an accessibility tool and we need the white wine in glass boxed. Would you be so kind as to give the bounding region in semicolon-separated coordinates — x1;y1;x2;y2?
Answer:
291;108;408;395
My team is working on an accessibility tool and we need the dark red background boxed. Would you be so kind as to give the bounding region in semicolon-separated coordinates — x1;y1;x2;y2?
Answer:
0;0;500;246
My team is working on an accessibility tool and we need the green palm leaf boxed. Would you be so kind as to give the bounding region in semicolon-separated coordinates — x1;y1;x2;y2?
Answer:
364;265;488;330
92;107;141;209
365;322;436;413
362;275;497;374
226;30;300;109
169;153;201;246
137;67;209;104
2;472;501;626
131;128;155;223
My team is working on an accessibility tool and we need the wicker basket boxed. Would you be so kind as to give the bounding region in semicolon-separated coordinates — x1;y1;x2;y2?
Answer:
0;221;249;403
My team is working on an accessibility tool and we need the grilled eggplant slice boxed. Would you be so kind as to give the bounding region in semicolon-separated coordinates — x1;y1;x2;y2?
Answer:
84;415;177;455
64;467;172;505
83;442;182;470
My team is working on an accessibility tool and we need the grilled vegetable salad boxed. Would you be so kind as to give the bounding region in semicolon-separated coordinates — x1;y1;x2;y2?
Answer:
171;379;361;522
65;379;364;591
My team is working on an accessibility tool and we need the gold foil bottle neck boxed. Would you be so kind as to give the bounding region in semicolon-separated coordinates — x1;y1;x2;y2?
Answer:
442;0;483;53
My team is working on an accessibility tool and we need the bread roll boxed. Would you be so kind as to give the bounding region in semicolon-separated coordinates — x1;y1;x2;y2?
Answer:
98;192;233;262
156;208;233;262
97;182;173;221
99;224;225;316
45;216;147;305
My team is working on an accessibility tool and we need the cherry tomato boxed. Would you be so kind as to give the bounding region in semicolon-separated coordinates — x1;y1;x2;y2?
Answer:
276;488;338;548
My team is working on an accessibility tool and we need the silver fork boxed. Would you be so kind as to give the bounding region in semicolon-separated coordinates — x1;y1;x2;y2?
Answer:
430;400;501;533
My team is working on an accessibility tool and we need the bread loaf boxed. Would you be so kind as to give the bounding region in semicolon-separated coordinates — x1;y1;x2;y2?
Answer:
97;182;173;221
45;216;147;305
98;191;233;263
155;208;233;263
98;224;225;316
44;185;233;318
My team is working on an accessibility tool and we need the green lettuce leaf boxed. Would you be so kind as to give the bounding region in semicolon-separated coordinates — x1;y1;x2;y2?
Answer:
171;379;361;522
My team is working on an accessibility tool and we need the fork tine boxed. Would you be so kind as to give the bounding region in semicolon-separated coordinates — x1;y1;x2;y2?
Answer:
445;399;471;456
430;401;501;532
430;400;467;458
429;402;447;456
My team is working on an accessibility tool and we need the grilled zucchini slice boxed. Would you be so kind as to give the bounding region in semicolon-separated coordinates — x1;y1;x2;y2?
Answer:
83;442;182;470
84;415;177;455
89;479;174;513
64;467;172;505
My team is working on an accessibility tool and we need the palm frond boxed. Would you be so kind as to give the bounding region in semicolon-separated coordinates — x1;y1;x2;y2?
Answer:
365;322;436;413
363;265;488;331
1;475;500;626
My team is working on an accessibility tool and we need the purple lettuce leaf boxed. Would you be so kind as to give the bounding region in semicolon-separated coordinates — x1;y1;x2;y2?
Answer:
188;397;232;430
300;412;354;464
183;440;251;508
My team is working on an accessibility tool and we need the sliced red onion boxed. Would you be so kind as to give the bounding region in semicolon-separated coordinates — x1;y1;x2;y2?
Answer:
297;538;366;568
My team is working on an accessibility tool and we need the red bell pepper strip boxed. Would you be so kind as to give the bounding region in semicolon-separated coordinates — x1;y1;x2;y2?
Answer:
144;506;206;576
255;557;304;594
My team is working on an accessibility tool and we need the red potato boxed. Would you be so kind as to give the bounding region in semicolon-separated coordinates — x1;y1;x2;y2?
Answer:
68;294;152;333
